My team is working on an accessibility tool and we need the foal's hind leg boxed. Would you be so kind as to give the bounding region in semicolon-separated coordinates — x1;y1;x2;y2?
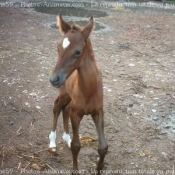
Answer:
92;111;108;175
49;89;70;152
62;104;71;148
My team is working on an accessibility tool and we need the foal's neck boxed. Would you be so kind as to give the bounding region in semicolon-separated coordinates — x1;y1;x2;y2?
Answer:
77;39;99;94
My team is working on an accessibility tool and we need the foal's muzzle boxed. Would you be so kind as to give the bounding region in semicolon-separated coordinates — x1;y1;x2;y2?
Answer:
50;76;61;88
49;74;66;88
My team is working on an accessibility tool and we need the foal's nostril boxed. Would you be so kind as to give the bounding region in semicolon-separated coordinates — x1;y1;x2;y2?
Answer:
55;76;60;82
50;77;60;84
50;76;60;84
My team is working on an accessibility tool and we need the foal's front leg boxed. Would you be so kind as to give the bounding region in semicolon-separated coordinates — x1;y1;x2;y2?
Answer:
49;91;70;152
62;104;72;148
49;97;62;152
92;111;108;175
70;108;83;175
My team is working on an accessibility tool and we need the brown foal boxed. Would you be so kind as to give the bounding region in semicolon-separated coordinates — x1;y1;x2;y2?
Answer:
49;15;108;174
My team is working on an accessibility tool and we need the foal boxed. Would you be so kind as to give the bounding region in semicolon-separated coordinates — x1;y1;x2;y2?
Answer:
49;15;108;174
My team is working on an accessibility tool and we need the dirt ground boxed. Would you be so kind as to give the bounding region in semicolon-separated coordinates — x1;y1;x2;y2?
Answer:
0;1;175;175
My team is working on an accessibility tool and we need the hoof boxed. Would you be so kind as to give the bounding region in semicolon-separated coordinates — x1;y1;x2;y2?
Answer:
72;173;79;175
71;170;80;175
48;147;57;153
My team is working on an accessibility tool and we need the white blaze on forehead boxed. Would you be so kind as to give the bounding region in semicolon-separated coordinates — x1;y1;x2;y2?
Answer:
62;37;70;49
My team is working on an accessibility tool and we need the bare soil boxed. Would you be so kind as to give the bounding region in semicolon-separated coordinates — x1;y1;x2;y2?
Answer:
0;2;175;175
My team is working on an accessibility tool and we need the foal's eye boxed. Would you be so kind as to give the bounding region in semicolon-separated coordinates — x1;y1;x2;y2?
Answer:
75;50;81;57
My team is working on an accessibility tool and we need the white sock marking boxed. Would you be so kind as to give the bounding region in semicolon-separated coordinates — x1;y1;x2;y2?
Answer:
62;132;71;148
62;37;70;49
49;131;56;148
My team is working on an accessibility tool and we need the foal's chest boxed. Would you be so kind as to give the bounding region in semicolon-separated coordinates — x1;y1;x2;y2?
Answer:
72;92;103;115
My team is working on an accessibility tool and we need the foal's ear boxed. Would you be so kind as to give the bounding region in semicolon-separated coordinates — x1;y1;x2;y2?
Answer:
57;14;71;34
82;17;94;41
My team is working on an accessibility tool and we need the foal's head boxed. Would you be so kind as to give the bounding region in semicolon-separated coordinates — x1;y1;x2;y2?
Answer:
50;15;94;88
